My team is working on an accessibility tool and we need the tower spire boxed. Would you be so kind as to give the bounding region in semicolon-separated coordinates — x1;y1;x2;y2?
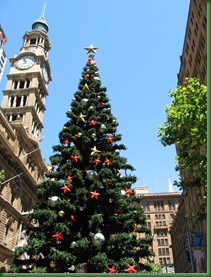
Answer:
32;3;49;33
168;178;174;192
41;2;47;19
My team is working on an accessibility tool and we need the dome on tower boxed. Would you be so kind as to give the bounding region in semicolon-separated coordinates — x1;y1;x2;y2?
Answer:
32;4;49;33
32;17;49;33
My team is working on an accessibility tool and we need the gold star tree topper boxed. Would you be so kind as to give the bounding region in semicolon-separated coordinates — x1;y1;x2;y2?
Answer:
84;44;98;54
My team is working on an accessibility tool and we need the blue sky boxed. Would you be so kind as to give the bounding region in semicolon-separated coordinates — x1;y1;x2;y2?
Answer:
0;0;190;193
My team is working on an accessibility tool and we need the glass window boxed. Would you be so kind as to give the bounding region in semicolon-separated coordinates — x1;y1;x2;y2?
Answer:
154;201;164;211
142;201;150;211
168;200;175;210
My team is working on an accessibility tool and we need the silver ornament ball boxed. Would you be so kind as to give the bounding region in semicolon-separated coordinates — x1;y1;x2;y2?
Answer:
86;170;97;181
91;232;105;247
48;196;60;207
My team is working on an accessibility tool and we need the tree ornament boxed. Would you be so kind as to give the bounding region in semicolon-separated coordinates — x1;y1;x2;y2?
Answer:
49;261;57;268
74;132;82;138
65;175;73;182
48;196;60;207
121;190;126;196
94;76;100;81
58;210;65;217
105;157;112;166
70;215;76;222
86;170;97;181
124;264;137;273
52;232;63;243
62;138;69;145
82;83;89;91
90;145;101;155
31;218;38;224
108;265;116;273
67;265;75;272
91;133;96;139
92;157;101;165
84;44;98;54
71;241;77;248
125;188;134;197
116;169;121;177
112;119;116;124
77;112;86;122
89;58;96;65
89;105;94;110
75;263;87;273
99;124;106;133
77;132;82;137
89;119;96;126
114;149;120;155
91;232;105;247
81;98;88;105
60;184;71;193
71;154;80;162
90;190;100;200
106;136;113;143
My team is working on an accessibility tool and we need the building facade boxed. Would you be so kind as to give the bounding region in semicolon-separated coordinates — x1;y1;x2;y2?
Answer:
0;9;51;272
134;187;181;273
170;0;207;273
177;0;207;86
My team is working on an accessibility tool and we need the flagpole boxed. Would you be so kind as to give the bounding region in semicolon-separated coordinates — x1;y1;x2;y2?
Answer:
1;148;39;185
20;147;40;159
0;173;22;185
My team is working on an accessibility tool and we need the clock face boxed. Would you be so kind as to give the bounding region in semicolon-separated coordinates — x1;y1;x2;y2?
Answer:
42;63;48;82
15;55;36;69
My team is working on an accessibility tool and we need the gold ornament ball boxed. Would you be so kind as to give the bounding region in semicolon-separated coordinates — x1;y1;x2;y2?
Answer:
91;133;96;138
49;261;57;268
58;210;65;217
112;119;116;124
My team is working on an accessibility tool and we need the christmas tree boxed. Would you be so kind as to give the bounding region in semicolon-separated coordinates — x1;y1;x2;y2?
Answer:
10;45;156;273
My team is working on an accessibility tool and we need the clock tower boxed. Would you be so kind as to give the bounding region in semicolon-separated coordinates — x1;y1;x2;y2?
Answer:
1;4;51;140
0;5;51;272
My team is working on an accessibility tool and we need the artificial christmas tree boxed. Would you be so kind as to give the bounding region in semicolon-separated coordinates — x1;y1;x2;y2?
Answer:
10;45;156;273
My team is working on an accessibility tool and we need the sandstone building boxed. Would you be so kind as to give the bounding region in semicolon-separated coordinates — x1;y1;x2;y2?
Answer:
0;9;51;272
135;185;181;273
170;0;207;273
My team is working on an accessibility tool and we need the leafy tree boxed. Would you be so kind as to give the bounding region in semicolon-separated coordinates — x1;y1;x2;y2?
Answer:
157;77;207;221
9;47;157;273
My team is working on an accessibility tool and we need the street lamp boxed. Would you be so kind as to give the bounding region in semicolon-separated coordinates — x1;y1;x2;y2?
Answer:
179;231;194;272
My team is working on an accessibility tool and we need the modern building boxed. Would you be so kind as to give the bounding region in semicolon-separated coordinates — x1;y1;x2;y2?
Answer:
134;185;181;273
0;7;51;272
0;25;7;82
170;0;207;273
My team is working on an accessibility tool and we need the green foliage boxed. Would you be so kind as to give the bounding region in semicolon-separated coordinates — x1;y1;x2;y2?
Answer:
140;260;163;273
0;169;5;182
157;77;207;221
10;53;153;273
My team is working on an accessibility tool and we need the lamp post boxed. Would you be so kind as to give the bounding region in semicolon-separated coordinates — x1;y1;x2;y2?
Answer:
180;231;194;272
